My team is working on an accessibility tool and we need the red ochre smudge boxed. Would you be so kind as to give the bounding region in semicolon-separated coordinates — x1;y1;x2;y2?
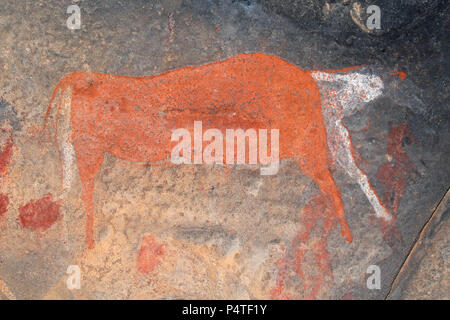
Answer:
0;137;13;177
45;53;353;250
377;123;416;247
137;235;165;274
18;194;61;231
0;193;9;219
340;279;355;300
393;71;407;80
271;193;335;299
270;246;292;300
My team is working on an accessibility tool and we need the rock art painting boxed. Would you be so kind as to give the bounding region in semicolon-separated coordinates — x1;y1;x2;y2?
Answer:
0;1;447;302
44;53;386;247
40;53;395;298
377;123;417;248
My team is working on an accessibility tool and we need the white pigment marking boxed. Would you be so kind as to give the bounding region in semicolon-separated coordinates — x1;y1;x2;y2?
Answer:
57;88;76;247
311;70;390;221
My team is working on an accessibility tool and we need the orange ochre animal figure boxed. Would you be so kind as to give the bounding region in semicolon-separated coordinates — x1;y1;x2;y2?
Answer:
44;53;388;257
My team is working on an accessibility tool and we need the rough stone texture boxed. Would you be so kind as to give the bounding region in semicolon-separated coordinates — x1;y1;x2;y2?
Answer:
0;0;448;299
388;190;449;300
258;0;447;37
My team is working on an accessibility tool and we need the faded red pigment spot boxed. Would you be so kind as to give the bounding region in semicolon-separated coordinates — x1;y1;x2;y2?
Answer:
393;71;407;80
269;246;292;300
45;53;353;251
0;137;13;176
137;235;165;274
0;137;13;220
271;194;335;299
18;194;61;231
340;279;355;300
0;193;9;219
377;123;416;247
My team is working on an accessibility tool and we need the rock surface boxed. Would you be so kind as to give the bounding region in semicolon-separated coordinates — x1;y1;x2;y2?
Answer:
388;190;449;300
0;0;448;299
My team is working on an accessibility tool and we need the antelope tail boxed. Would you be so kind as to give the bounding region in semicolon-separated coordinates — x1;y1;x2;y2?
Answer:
42;77;70;134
